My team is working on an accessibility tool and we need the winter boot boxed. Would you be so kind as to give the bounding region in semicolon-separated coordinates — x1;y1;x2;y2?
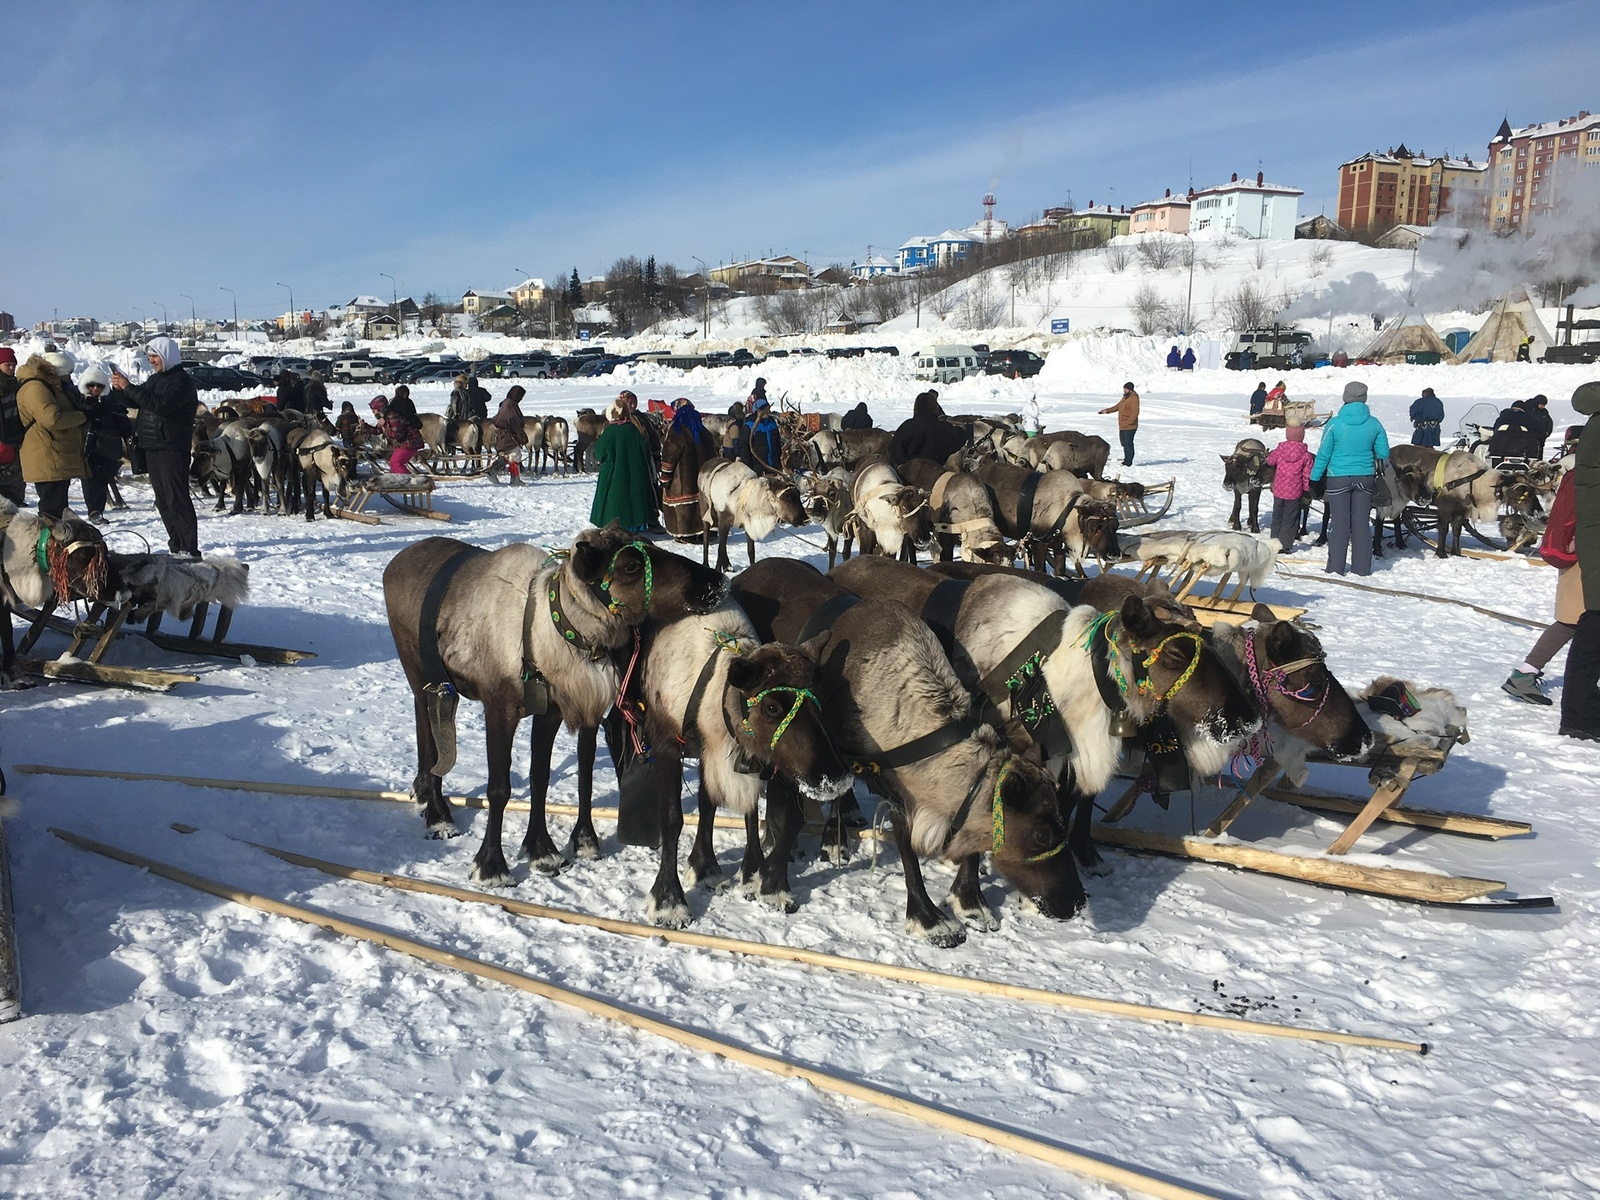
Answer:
1501;669;1552;706
508;461;522;486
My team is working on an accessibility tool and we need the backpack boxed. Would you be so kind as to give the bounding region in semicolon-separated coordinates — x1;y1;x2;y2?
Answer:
0;389;22;445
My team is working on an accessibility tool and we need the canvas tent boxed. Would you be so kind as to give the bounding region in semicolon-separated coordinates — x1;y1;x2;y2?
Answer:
1453;288;1554;363
1358;309;1452;363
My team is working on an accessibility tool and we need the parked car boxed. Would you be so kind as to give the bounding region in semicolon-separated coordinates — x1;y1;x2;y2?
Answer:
911;344;984;384
729;348;760;365
333;357;384;384
765;349;790;358
871;346;901;356
984;349;1046;379
574;356;622;377
407;361;469;382
179;362;265;392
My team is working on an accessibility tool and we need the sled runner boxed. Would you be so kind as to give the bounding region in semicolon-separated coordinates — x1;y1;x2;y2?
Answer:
415;450;493;479
334;473;453;525
1113;478;1176;528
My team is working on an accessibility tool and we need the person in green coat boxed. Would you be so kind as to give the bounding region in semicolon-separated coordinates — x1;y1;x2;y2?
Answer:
1562;380;1600;741
590;399;658;533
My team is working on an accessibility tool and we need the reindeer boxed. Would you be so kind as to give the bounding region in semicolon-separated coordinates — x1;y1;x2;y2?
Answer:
1;499;126;685
1389;446;1503;558
972;460;1118;575
698;458;805;572
244;422;288;514
638;602;851;925
521;416;546;475
1029;430;1110;479
572;409;605;472
849;460;933;562
733;559;1084;945
286;426;351;521
1221;438;1273;533
419;412;482;457
541;415;570;476
193;420;256;514
383;525;726;886
807;427;892;472
800;468;855;569
840;558;1262;878
898;459;1010;565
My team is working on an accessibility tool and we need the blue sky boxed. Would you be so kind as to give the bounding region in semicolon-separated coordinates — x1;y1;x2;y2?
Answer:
4;0;1597;323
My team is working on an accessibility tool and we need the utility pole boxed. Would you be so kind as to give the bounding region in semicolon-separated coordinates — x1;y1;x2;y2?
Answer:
1183;231;1195;334
276;282;294;333
220;287;236;337
180;293;195;335
692;256;709;339
154;301;167;331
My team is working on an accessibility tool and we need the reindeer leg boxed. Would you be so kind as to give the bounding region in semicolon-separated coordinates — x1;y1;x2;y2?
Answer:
687;776;726;889
1249;489;1262;533
1066;782;1107;874
755;775;801;913
520;711;566;873
571;723;601;859
890;810;964;947
947;854;1000;931
645;748;691;927
470;699;520;887
746;525;758;568
717;519;732;573
410;689;457;837
1229;492;1243;531
737;806;765;891
825;535;837;571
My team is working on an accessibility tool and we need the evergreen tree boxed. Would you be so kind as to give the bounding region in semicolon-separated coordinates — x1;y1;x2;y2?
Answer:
567;269;583;308
645;255;658;300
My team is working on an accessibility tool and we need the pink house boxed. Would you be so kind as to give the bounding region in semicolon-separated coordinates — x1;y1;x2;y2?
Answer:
1129;188;1191;234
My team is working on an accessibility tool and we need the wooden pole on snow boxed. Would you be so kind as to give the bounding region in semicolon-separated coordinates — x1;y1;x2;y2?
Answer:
169;823;1424;1054
51;826;1225;1200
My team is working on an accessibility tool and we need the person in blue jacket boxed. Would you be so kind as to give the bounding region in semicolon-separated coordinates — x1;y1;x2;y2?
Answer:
1166;345;1183;369
1180;346;1196;370
1310;381;1390;576
1249;381;1268;418
1409;387;1444;446
742;398;784;474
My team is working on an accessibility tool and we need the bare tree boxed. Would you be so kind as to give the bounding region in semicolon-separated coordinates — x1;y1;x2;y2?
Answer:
865;276;911;323
1136;237;1181;270
926;278;958;320
1103;240;1132;273
1130;282;1182;336
1217;280;1275;330
958;272;1005;329
1252;239;1271;270
1307;241;1334;278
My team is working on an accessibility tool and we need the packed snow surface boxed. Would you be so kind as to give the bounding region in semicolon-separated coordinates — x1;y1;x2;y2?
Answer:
3;354;1599;1199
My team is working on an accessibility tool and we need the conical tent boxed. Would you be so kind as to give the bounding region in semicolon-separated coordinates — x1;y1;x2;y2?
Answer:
1453;288;1555;363
1358;309;1452;362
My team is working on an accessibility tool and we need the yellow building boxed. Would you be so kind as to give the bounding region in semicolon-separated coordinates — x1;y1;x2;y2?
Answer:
1337;147;1486;233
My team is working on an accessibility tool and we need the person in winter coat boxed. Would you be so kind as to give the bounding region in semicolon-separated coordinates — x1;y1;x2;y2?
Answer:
1409;387;1444;447
1562;381;1600;740
743;398;785;474
1248;381;1268;420
336;400;372;447
1265;424;1314;551
1180;347;1196;370
445;374;471;422
747;377;768;414
1504;460;1585;706
658;398;717;540
490;386;528;484
1098;382;1140;467
76;364;131;521
1487;400;1539;463
840;402;873;431
1265;380;1288;414
467;375;492;421
888;390;967;468
1527;394;1554;457
590;399;656;532
1309;381;1390;577
302;370;331;415
1166;345;1183;369
0;346;27;505
380;392;424;474
16;350;88;520
275;369;305;413
111;336;200;556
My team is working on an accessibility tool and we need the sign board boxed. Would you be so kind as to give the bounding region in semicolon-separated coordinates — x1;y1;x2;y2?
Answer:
1050;318;1070;334
578;329;591;341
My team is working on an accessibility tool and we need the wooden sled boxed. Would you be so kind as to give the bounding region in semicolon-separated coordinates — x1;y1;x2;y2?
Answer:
1129;558;1306;625
1115;478;1176;528
415;450;493;479
334;473;452;524
1097;728;1550;908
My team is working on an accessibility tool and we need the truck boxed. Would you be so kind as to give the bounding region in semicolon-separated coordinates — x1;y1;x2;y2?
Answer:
1226;326;1315;371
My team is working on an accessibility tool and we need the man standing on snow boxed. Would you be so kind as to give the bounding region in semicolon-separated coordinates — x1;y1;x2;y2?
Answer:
1409;388;1444;447
1099;381;1140;467
112;336;200;558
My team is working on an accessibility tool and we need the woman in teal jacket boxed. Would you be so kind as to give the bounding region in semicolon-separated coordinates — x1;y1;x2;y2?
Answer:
1310;382;1390;576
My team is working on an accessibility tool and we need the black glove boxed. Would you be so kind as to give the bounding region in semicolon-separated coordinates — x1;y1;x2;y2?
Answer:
1309;477;1326;501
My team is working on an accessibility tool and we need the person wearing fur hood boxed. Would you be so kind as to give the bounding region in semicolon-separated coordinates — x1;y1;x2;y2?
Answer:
75;363;132;521
16;349;88;518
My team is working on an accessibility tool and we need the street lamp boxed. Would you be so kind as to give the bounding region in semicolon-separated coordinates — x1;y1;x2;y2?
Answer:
220;287;237;337
276;282;294;334
180;293;195;335
380;271;397;337
692;256;709;339
154;301;167;331
1179;230;1196;334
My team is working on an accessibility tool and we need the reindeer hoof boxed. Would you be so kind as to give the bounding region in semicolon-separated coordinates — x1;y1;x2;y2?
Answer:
469;866;516;889
646;896;692;928
949;896;1001;932
570;833;602;861
526;852;566;876
757;888;797;914
908;914;967;948
424;821;459;840
687;861;726;889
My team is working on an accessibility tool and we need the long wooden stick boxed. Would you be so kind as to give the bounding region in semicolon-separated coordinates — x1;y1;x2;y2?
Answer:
1275;569;1545;629
51;827;1223;1200
171;823;1422;1054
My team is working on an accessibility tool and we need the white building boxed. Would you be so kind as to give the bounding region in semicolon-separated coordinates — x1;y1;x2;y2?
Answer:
1189;171;1303;240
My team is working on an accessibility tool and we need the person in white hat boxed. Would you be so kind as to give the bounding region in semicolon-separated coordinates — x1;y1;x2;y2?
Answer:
111;336;200;557
15;349;87;519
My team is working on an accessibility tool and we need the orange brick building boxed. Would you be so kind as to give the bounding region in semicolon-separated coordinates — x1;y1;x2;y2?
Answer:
1336;147;1487;233
1487;111;1600;231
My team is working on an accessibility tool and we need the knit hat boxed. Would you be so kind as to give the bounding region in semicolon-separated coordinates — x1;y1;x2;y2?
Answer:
43;350;76;378
1573;381;1600;416
0;348;16;367
1123;381;1136;391
1285;424;1306;442
1341;382;1368;404
369;398;385;413
79;364;111;389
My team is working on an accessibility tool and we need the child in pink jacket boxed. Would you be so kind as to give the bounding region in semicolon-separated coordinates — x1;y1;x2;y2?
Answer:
1265;424;1314;551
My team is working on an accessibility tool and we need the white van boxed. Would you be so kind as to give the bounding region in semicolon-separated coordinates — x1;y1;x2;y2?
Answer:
912;344;983;384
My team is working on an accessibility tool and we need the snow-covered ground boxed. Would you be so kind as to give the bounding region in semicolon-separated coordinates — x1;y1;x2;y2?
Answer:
3;355;1600;1199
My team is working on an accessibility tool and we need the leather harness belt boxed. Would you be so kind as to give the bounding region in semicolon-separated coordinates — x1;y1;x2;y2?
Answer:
418;546;485;691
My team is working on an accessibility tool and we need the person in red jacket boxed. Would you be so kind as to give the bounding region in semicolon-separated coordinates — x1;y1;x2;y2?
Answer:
1503;461;1583;705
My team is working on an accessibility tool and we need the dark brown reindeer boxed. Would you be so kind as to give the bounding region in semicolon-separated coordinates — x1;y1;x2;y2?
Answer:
1389;445;1503;558
638;603;851;925
1;500;126;685
733;558;1083;946
383;525;726;886
843;558;1262;875
1222;438;1273;533
898;458;1010;564
972;459;1120;575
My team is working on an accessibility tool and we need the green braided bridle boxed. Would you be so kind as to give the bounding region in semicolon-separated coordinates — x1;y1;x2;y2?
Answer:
988;757;1067;863
741;686;821;750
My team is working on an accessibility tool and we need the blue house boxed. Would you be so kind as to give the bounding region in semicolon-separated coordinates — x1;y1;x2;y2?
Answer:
850;255;895;280
897;230;974;272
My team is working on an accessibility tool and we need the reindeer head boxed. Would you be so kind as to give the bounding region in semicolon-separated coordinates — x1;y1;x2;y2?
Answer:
1246;620;1373;761
571;524;727;623
1077;501;1122;561
770;477;807;527
39;513;126;606
1114;595;1262;775
982;746;1085;920
1220;441;1269;491
724;641;851;802
887;485;934;548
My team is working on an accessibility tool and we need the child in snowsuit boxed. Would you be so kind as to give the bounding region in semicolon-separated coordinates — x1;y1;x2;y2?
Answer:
1265;424;1314;552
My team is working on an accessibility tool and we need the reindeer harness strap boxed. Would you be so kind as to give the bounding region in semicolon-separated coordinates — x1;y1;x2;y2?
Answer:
930;470;957;512
418;545;486;776
1016;470;1043;533
976;610;1073;761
